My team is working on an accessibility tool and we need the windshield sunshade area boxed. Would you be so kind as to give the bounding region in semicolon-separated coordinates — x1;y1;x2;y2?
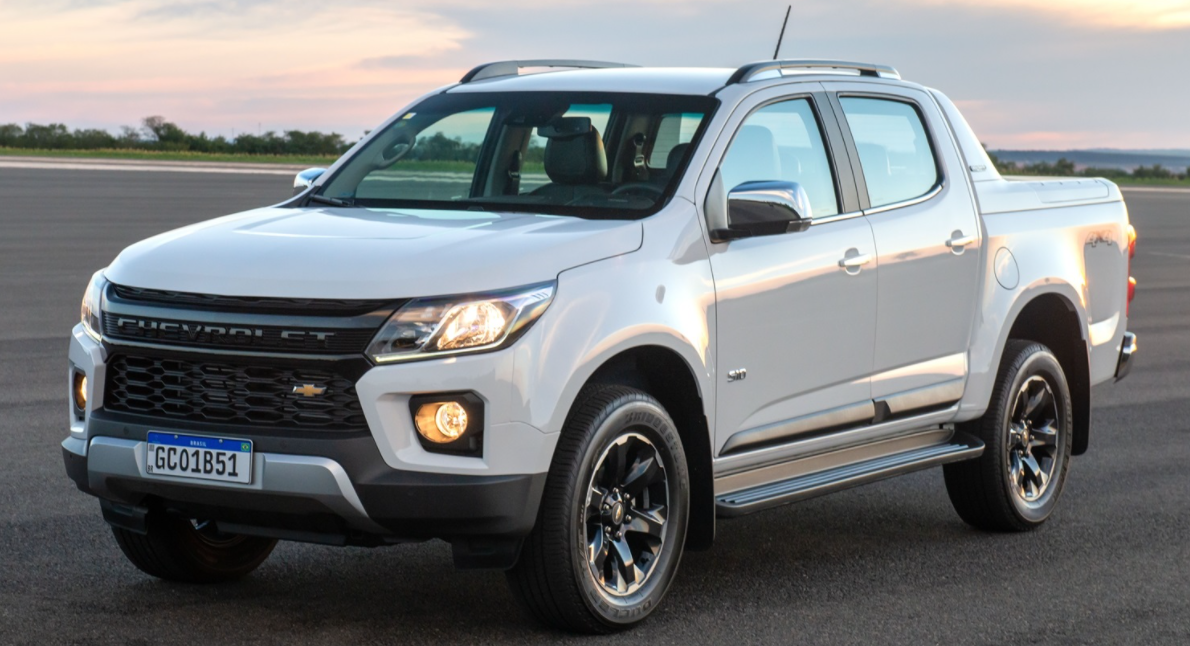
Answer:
315;91;718;219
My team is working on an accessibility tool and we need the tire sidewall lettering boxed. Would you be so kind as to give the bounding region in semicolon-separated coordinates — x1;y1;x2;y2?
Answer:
571;397;688;626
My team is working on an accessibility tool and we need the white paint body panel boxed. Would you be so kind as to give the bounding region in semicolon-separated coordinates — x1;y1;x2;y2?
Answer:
957;198;1131;421
73;70;1133;496
105;207;642;299
977;178;1119;214
708;216;878;452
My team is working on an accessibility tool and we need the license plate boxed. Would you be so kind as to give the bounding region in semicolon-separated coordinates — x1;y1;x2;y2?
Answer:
146;432;253;484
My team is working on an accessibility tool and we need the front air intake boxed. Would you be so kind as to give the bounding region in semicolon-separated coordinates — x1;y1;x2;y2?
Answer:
104;354;368;432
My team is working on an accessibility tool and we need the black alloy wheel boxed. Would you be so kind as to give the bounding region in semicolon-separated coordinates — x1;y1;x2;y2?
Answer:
584;432;670;596
944;340;1074;531
1005;376;1062;504
507;385;689;633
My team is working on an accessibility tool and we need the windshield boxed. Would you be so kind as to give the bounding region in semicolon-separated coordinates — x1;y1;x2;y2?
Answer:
316;91;718;218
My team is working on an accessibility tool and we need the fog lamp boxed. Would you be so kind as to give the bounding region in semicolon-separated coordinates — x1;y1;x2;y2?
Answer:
409;392;484;455
72;372;88;413
415;401;469;443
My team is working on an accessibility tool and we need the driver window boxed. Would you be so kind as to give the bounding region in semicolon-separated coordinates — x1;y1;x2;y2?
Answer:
356;107;495;202
720;98;839;220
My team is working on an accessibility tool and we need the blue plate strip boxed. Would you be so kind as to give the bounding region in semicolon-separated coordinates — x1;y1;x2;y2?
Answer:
147;432;252;452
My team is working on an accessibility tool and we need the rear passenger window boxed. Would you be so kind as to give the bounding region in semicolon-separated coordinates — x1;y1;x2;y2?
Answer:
839;97;939;208
520;104;612;194
719;98;839;219
649;113;703;169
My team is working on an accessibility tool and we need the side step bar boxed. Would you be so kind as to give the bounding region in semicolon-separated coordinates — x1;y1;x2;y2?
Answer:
716;436;985;517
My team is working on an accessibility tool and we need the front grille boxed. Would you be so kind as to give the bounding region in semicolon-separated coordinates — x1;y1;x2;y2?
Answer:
105;354;367;431
103;313;376;355
112;284;394;317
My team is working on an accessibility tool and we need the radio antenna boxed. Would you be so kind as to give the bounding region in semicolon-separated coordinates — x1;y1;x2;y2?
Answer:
773;5;792;59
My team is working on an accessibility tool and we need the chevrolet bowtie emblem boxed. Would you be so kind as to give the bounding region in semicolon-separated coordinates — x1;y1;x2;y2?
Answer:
292;384;327;397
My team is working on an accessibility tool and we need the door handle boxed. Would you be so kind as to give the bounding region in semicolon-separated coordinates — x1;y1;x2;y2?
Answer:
838;252;873;270
946;233;977;250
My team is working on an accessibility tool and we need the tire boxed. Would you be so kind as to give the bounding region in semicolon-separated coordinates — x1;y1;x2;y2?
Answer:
111;512;277;583
507;385;690;633
944;340;1074;532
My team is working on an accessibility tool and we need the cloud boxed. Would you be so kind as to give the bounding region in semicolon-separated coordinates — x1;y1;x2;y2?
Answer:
356;55;441;70
911;0;1190;30
0;0;471;135
0;0;1187;149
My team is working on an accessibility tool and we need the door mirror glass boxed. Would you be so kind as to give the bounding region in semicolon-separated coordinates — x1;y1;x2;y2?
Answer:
293;167;327;195
725;180;813;237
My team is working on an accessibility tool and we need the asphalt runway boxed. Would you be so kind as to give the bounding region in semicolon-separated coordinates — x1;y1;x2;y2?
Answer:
1;167;1187;645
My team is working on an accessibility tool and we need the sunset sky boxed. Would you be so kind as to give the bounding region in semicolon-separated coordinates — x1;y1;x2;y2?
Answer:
0;0;1187;150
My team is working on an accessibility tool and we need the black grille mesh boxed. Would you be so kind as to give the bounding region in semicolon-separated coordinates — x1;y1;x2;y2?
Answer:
105;355;367;431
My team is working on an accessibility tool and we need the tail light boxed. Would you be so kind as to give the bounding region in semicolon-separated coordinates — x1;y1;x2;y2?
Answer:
1126;224;1137;316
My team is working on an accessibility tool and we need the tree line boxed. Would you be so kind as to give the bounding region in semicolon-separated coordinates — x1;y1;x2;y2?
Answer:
987;150;1190;182
0;116;352;156
406;131;546;164
2;118;1185;180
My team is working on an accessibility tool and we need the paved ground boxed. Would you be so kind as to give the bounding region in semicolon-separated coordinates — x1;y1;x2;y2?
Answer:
0;156;306;175
0;168;1186;645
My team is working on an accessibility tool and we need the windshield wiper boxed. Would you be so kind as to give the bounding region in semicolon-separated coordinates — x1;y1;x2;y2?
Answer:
307;193;354;207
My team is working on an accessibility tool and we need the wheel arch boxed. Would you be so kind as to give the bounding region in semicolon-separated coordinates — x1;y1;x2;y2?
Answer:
582;345;716;551
1000;290;1092;455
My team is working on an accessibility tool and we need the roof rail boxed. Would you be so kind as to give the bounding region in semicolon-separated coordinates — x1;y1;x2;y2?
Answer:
459;60;638;84
727;59;901;84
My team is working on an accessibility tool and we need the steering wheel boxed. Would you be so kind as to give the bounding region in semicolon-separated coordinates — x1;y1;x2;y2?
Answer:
611;183;664;199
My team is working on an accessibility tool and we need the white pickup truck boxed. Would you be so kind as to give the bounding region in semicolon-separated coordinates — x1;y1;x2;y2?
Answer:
63;59;1137;633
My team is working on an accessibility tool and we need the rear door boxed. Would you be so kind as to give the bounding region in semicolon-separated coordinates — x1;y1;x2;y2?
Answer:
823;83;983;416
701;88;879;456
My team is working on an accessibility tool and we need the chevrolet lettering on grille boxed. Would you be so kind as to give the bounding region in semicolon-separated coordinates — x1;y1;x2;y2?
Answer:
113;318;337;343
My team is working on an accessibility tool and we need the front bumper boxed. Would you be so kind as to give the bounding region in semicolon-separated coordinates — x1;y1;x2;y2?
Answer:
63;424;545;567
1115;331;1137;381
65;321;554;567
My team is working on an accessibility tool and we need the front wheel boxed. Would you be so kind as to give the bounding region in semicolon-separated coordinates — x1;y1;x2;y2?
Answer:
111;512;277;583
507;385;689;633
944;340;1074;531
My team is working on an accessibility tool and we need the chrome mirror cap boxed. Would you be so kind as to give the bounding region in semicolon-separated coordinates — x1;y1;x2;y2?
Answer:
709;180;813;242
727;180;813;224
293;167;328;195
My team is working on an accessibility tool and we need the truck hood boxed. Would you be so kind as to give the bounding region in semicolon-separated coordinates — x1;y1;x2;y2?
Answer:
105;206;643;298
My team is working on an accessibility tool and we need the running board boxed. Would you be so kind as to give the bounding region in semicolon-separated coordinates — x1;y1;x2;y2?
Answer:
715;436;985;517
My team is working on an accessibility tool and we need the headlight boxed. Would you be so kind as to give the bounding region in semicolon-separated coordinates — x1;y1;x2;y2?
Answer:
366;282;555;364
80;270;107;342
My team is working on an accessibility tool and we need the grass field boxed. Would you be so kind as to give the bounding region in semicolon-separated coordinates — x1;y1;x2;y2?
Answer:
0;147;340;165
0;148;547;174
3;147;1187;188
1091;177;1190;187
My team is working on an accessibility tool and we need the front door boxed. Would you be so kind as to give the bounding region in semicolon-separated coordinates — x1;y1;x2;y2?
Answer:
705;94;879;456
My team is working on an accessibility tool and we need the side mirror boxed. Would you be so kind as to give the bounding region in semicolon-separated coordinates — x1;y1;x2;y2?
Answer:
708;180;814;242
293;167;327;196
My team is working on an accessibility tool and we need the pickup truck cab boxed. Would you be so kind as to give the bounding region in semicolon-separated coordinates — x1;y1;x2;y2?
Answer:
63;59;1138;633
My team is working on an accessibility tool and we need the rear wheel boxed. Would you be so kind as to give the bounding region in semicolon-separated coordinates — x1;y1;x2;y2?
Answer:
507;385;689;633
111;512;277;583
944;340;1074;531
